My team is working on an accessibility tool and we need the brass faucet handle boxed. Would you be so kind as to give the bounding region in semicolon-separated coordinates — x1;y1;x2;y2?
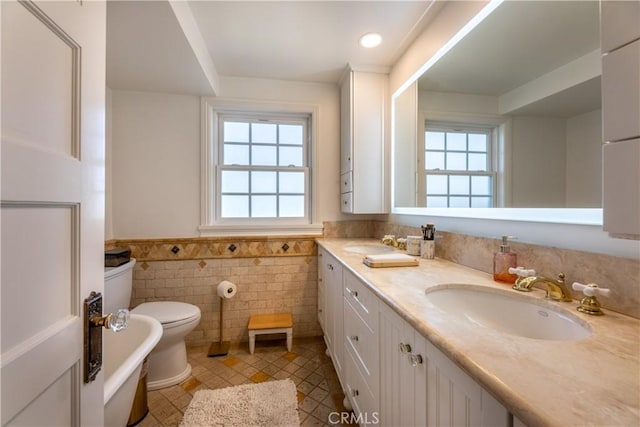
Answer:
572;282;610;315
509;266;536;277
572;282;610;297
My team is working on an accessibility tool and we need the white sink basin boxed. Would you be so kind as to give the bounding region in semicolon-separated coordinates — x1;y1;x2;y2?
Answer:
344;245;395;255
424;285;591;341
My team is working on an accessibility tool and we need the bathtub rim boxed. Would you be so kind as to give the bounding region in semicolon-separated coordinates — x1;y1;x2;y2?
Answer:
103;313;162;405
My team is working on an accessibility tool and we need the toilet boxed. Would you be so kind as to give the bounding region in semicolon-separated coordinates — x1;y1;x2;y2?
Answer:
104;258;201;390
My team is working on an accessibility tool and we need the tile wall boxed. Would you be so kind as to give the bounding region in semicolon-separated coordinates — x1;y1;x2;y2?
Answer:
107;237;320;347
324;220;640;319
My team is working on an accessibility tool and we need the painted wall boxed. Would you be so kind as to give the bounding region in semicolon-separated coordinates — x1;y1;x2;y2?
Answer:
566;109;602;207
108;76;365;239
511;116;566;207
106;88;113;240
110;90;201;238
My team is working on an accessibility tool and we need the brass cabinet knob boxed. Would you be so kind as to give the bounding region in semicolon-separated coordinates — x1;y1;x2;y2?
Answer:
398;342;412;354
409;353;424;367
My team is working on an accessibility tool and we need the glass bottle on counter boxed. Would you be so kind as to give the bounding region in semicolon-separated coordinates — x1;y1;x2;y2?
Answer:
493;236;517;284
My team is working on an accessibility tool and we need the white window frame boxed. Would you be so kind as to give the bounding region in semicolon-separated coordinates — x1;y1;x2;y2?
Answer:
199;97;323;236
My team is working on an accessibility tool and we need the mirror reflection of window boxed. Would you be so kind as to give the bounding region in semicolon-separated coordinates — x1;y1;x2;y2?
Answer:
421;123;495;208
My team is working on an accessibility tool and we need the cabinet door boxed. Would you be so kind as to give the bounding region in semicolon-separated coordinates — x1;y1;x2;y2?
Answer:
341;72;353;174
602;39;640;143
426;341;508;427
351;71;387;214
603;138;640;235
322;250;344;379
317;252;326;333
600;0;640;53
379;304;427;427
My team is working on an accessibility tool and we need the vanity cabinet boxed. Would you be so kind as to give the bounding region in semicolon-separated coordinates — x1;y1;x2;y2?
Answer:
600;2;640;236
339;66;387;214
379;303;508;427
320;247;509;426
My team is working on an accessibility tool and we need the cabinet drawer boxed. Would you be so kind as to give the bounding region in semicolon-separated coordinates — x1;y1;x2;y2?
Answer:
341;192;353;213
341;172;353;193
602;39;640;142
343;270;377;330
345;347;379;426
344;298;379;395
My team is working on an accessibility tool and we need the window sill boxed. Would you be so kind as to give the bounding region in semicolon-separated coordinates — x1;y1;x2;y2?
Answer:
198;223;324;237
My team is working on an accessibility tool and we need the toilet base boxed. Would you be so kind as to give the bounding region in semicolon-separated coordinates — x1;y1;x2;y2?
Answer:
147;363;192;391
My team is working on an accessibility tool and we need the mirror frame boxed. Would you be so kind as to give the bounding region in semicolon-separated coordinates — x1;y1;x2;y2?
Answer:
390;0;603;226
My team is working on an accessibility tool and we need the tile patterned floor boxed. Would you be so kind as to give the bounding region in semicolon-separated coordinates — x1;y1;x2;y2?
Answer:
137;337;353;426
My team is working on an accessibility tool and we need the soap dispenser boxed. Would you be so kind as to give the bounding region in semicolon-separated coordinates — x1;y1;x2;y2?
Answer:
493;236;517;284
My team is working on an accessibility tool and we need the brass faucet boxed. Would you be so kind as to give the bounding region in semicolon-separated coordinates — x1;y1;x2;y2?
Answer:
512;273;573;302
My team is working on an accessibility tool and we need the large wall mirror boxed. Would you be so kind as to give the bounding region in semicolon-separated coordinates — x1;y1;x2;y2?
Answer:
392;1;603;223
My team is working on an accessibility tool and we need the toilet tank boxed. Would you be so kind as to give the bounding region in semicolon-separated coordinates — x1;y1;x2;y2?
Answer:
104;258;136;315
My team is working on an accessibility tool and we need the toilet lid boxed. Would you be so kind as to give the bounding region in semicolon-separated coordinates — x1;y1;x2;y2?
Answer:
132;301;200;324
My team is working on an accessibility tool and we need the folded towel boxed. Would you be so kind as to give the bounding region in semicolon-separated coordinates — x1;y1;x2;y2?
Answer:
363;253;419;268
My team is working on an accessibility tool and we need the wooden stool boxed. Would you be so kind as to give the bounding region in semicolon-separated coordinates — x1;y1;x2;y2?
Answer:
248;313;293;354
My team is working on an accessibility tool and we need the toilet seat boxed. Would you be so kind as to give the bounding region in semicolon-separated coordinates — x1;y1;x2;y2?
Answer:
132;301;200;328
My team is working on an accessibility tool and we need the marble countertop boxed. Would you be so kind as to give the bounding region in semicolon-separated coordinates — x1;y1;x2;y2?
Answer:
317;238;640;427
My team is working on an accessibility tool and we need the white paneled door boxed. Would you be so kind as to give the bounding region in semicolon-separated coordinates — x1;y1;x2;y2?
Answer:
1;1;106;425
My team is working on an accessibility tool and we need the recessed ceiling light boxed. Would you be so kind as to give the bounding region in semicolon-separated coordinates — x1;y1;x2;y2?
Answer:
359;32;382;48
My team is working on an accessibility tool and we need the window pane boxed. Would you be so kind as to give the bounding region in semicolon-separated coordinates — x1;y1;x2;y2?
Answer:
252;146;277;166
224;122;249;143
224;144;249;165
280;124;303;145
447;132;466;151
279;146;303;166
251;123;277;144
450;196;470;207
426;175;447;194
425;151;445;170
471;196;491;207
446;152;467;170
471;176;491;196
449;175;470;195
279;195;304;217
251;171;276;193
221;170;248;193
221;195;248;217
426;196;447;207
468;153;487;171
468;134;487;152
425;131;445;150
251;195;277;217
279;171;305;193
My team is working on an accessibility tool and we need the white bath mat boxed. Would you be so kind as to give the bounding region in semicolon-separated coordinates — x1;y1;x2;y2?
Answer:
179;379;300;427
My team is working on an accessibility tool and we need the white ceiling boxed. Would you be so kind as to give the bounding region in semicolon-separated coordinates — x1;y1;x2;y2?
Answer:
418;1;601;117
106;0;436;94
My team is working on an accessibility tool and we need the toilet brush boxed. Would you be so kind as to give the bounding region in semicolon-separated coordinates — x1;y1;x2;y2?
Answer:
207;296;230;357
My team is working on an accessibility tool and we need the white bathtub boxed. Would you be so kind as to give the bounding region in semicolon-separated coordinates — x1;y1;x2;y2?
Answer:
104;314;162;427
